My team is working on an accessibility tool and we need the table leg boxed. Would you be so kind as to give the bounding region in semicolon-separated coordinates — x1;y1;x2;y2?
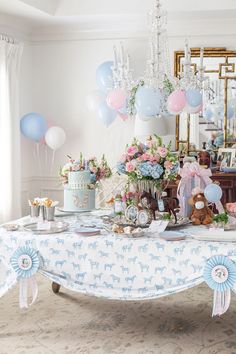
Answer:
52;282;61;294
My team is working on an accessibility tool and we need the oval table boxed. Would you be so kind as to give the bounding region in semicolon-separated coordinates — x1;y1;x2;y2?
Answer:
0;211;236;315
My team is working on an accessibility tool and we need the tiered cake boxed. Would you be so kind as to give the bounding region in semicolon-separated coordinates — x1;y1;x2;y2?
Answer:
64;170;95;212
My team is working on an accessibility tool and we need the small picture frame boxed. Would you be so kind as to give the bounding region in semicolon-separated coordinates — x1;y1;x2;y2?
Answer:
125;205;139;222
217;148;236;168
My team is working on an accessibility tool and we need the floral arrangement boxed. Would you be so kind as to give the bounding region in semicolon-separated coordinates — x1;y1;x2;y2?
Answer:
117;135;179;187
60;153;112;187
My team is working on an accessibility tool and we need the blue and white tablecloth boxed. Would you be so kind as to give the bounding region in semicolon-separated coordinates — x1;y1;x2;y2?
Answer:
1;211;236;304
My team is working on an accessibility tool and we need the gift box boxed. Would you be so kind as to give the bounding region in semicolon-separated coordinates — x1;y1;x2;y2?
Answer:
177;162;212;217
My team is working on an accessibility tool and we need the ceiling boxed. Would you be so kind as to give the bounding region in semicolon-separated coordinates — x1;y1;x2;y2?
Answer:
1;0;236;37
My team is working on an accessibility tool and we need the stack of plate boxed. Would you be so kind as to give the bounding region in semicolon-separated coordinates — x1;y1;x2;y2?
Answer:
75;227;101;236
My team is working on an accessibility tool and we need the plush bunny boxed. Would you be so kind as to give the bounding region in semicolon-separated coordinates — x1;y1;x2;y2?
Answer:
190;193;214;225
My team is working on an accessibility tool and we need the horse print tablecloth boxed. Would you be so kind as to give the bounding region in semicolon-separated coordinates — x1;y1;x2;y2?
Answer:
1;211;236;305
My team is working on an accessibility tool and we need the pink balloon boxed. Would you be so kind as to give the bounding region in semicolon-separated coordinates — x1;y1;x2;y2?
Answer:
118;112;128;121
106;89;126;110
167;90;186;114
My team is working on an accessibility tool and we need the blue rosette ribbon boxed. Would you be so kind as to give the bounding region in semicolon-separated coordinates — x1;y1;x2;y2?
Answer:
203;255;236;316
10;247;40;308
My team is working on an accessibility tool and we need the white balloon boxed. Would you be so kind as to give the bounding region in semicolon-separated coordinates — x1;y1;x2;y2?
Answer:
45;126;66;150
86;90;106;112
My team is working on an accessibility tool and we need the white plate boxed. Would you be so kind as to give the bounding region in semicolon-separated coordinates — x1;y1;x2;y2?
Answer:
75;227;101;236
57;207;94;214
191;230;236;242
159;231;186;241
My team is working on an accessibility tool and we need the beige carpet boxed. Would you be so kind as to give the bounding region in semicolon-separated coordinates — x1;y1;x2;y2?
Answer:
0;275;236;354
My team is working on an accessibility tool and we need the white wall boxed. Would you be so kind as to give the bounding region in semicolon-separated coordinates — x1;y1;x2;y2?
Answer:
2;13;236;214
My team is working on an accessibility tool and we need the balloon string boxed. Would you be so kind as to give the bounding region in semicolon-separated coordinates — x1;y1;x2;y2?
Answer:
50;150;55;176
36;142;42;176
33;143;37;163
45;144;48;171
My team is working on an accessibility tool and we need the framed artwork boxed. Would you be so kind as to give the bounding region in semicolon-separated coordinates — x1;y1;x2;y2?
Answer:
217;148;236;167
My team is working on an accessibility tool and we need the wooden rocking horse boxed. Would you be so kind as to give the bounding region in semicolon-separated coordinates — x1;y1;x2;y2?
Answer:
140;190;179;223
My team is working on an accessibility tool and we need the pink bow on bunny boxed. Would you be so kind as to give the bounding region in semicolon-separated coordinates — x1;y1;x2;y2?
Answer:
178;162;212;216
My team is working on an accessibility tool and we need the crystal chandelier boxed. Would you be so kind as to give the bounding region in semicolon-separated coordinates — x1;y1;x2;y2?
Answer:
178;40;207;91
112;0;206;117
112;0;175;115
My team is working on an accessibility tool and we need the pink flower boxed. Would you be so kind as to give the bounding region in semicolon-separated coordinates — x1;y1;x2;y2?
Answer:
139;152;150;161
157;147;168;158
126;162;136;172
91;166;98;173
119;153;128;163
127;146;138;156
149;154;159;162
164;161;173;169
146;140;155;148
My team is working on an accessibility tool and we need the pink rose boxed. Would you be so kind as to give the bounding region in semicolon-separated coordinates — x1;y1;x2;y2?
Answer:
126;162;136;172
164;161;173;169
146;140;155;148
139;152;150;161
119;153;128;163
149;154;159;162
127;146;138;156
157;147;168;158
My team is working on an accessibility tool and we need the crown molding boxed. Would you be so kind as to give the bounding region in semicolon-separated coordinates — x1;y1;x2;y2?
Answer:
2;11;236;43
28;16;236;43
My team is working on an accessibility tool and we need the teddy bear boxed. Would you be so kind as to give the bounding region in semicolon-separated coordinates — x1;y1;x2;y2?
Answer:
189;192;214;225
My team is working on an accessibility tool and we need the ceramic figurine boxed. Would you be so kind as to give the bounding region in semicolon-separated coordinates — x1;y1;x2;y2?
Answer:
140;191;179;223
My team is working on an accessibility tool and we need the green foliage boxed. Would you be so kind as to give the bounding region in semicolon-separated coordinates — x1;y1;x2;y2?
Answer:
213;213;229;224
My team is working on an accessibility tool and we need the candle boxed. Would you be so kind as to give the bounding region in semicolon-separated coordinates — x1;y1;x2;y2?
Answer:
200;46;204;68
184;39;188;63
120;42;125;65
113;46;118;68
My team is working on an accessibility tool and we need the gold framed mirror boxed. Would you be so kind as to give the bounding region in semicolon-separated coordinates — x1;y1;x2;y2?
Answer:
174;47;236;153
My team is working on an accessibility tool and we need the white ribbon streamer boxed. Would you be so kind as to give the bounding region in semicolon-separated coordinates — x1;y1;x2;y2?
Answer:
19;276;38;309
212;289;231;317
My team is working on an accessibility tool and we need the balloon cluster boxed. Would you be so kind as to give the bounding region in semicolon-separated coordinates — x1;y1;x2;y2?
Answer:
167;89;203;115
89;62;207;126
20;113;66;151
87;61;128;127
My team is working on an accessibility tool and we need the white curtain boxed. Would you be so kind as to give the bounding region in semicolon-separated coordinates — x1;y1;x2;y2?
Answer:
0;36;23;223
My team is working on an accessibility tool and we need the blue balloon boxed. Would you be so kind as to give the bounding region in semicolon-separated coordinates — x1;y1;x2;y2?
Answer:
219;105;234;120
96;61;114;91
20;113;47;142
135;86;161;117
203;107;213;121
204;184;222;203
214;133;224;147
186;89;202;107
97;102;117;127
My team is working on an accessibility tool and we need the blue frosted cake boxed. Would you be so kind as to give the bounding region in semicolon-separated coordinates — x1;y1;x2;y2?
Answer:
64;171;95;212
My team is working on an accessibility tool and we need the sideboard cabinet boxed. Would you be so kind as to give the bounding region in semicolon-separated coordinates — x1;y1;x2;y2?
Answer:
167;172;236;205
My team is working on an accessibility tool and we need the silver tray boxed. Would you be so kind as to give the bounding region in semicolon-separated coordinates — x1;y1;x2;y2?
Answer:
23;221;69;234
166;217;191;229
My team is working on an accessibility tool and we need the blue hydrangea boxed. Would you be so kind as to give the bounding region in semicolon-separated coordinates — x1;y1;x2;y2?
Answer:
150;164;164;179
139;162;153;177
90;173;97;183
117;163;126;175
